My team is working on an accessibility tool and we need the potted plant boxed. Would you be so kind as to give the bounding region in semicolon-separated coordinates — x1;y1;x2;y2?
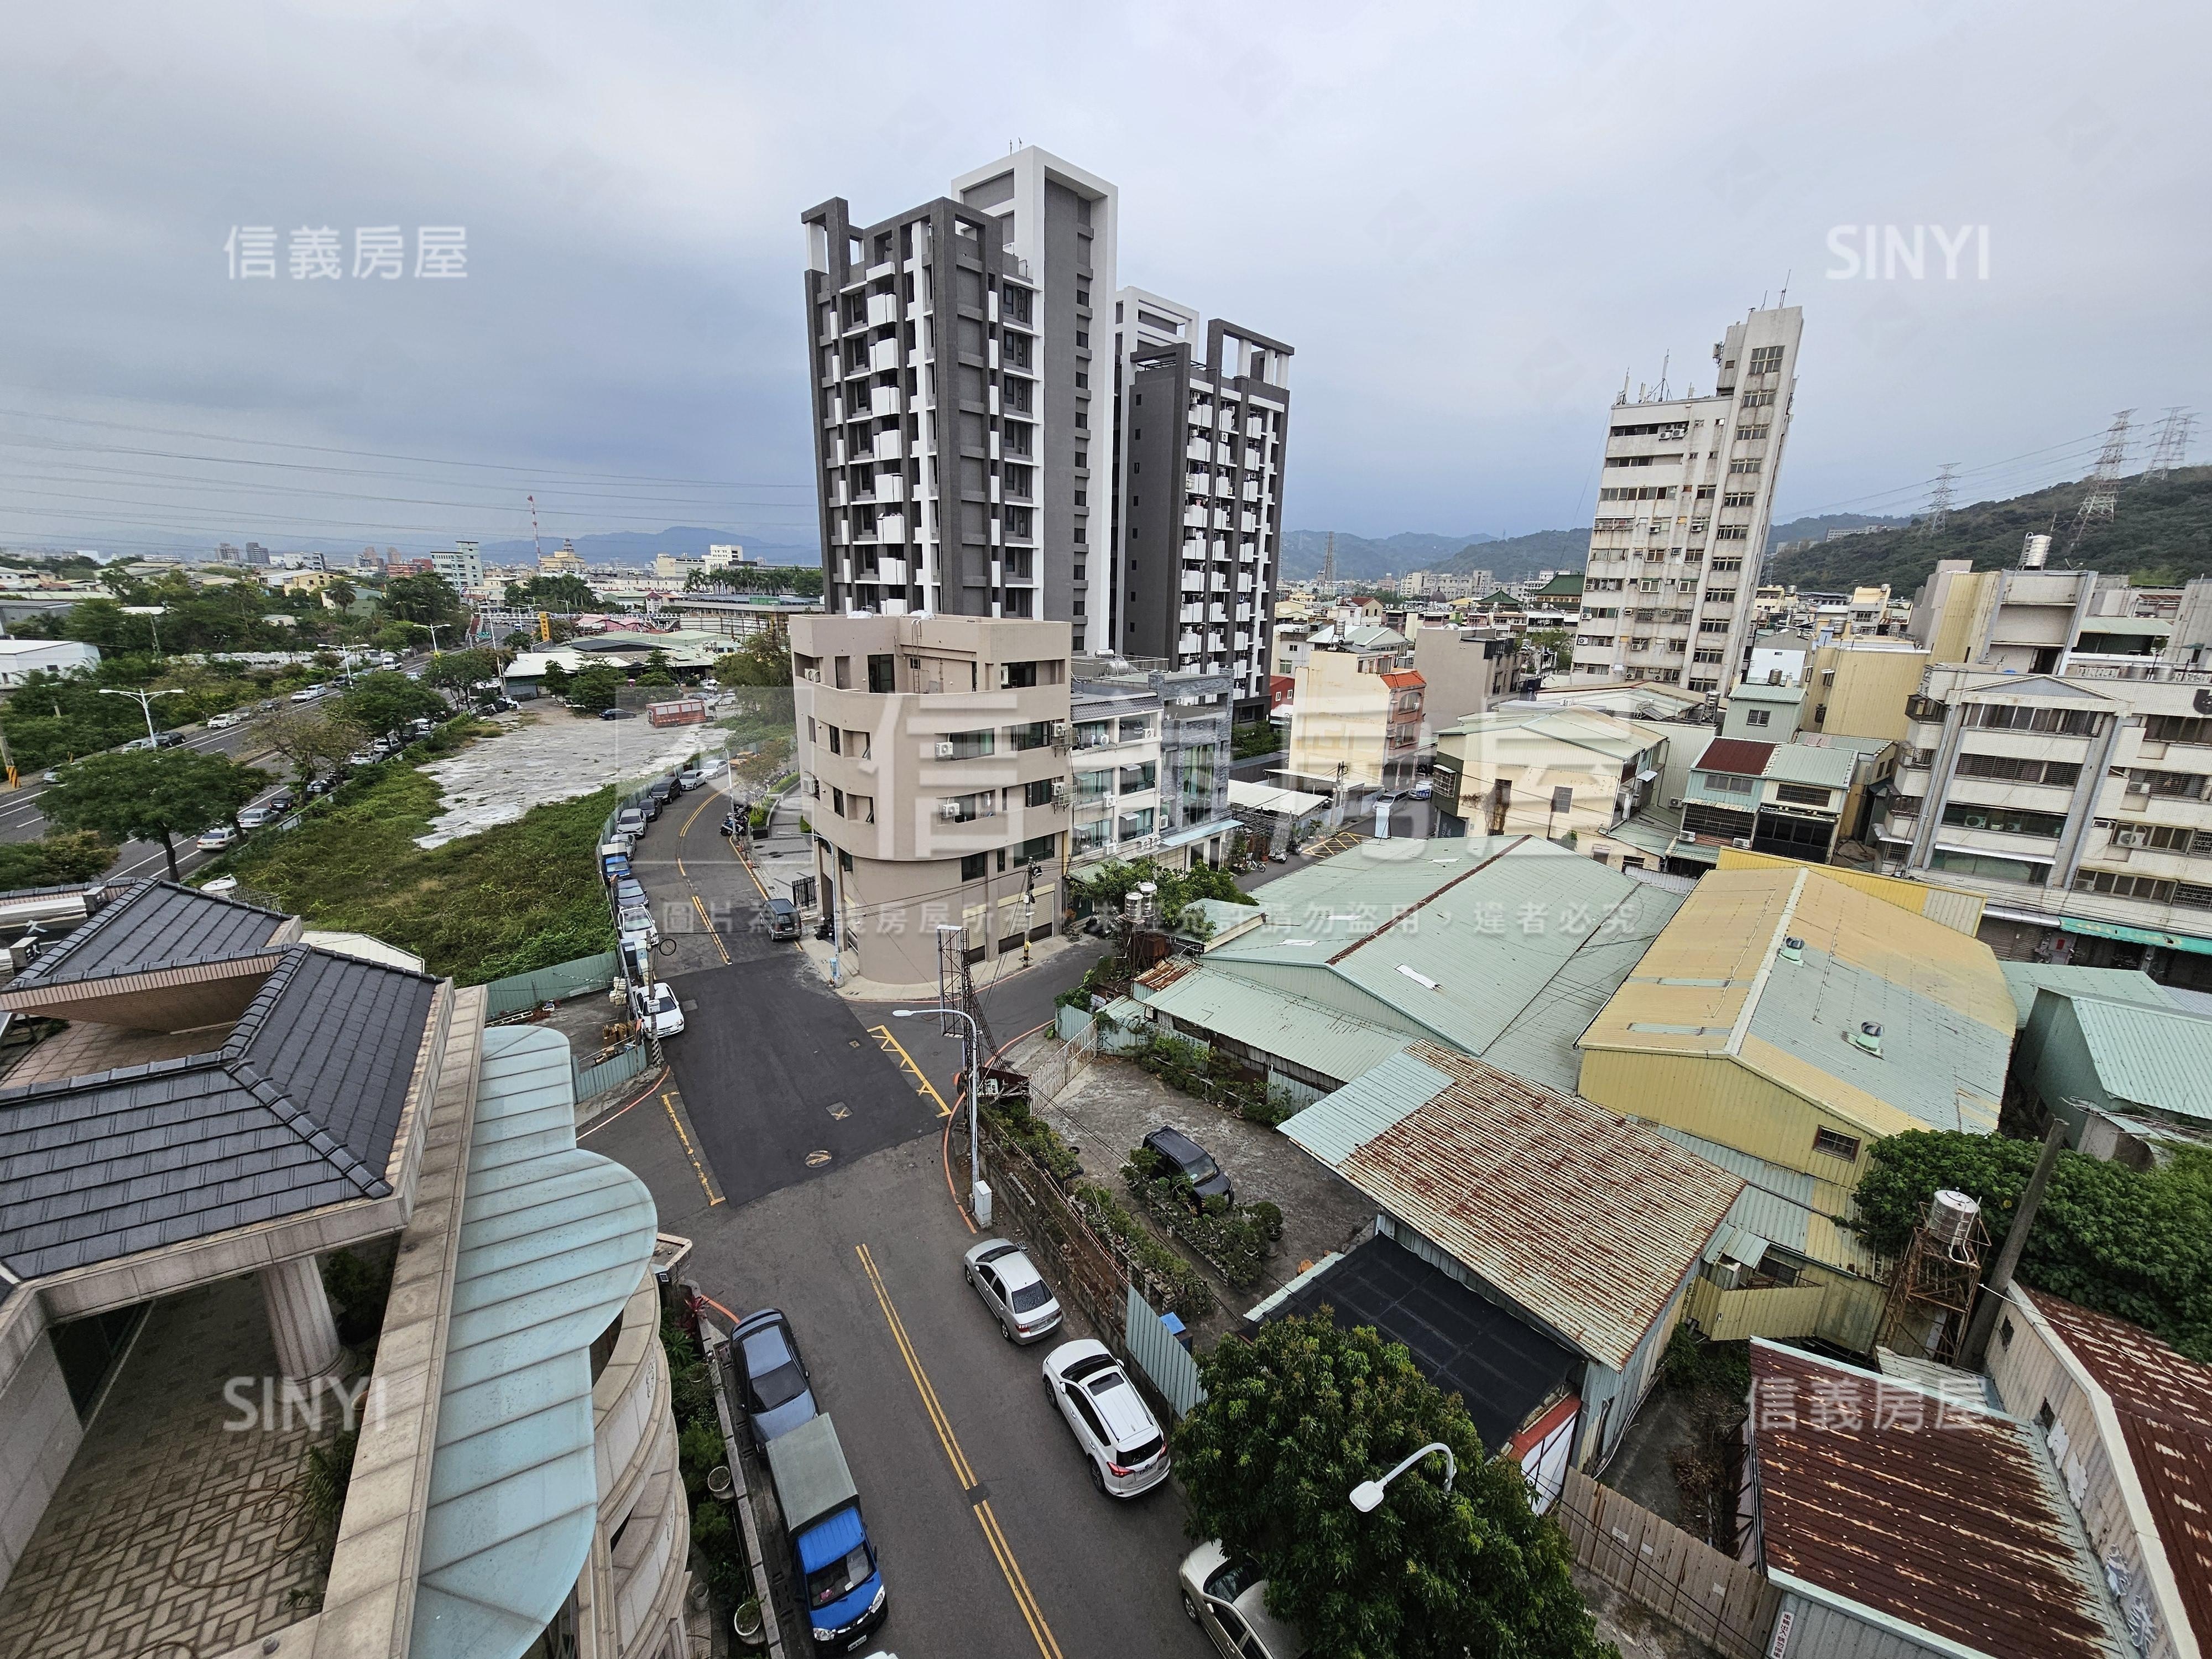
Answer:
732;1594;765;1647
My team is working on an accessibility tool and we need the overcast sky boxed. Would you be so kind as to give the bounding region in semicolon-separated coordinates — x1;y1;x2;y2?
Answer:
2;1;2205;557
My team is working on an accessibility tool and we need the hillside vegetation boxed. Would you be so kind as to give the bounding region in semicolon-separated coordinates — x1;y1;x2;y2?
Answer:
1768;465;2212;594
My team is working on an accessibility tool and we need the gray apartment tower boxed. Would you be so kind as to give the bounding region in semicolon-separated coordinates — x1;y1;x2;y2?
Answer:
1109;289;1292;723
801;148;1117;651
801;148;1293;702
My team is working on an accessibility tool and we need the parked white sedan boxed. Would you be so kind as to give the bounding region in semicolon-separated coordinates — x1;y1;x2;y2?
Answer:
1041;1339;1171;1498
962;1238;1062;1344
632;981;685;1037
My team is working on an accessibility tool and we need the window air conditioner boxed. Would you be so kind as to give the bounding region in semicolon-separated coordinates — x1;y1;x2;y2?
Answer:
935;740;956;759
941;801;963;820
2115;828;2148;848
998;665;1013;688
1730;837;1751;849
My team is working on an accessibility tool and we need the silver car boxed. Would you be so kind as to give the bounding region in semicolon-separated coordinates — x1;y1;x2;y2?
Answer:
962;1238;1062;1344
1178;1542;1307;1659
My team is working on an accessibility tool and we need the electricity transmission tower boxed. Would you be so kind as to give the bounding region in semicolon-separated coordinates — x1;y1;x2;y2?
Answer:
1924;463;1959;534
2144;407;2195;480
1319;531;1336;589
2063;410;2135;561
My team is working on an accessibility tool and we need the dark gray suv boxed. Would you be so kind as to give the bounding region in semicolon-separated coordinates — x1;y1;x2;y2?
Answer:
764;897;799;940
1142;1126;1234;1207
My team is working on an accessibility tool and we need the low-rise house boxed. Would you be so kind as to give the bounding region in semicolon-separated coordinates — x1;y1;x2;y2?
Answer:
1431;705;1671;843
1746;1339;2134;1659
1670;733;1891;869
2006;972;2212;1161
1285;625;1423;795
1282;1043;1741;1473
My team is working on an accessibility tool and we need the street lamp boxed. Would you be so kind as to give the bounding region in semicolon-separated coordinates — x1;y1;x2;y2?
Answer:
893;1005;985;1217
1349;1443;1457;1515
99;685;184;742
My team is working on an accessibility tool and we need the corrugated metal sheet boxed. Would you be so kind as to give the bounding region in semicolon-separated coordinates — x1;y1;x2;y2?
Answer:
1697;737;1776;775
1285;1042;1741;1370
1761;744;1860;788
1140;973;1413;1088
2068;997;2212;1121
2032;1291;2212;1653
1751;1342;2130;1659
2000;962;2174;1027
1644;1124;1883;1278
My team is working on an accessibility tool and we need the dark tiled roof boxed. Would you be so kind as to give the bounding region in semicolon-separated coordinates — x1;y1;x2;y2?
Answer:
0;946;437;1282
1262;1232;1577;1453
8;879;288;989
1695;737;1776;777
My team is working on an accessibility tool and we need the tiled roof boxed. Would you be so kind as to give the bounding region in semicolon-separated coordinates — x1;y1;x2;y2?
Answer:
1694;737;1775;776
2030;1291;2212;1649
1750;1341;2126;1659
0;946;436;1282
7;879;288;989
1284;1042;1740;1369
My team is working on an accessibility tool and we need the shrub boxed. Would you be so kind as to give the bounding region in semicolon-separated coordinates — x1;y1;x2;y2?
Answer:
322;1247;394;1347
1072;1180;1215;1319
1121;1161;1284;1291
983;1093;1082;1184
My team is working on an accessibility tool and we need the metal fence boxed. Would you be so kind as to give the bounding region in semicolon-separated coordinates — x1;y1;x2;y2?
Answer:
483;951;621;1018
1124;1285;1206;1418
1551;1468;1780;1659
573;1041;650;1102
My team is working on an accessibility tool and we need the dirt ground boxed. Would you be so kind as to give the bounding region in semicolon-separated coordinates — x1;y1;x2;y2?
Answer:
1574;1569;1727;1659
1010;1034;1377;1340
414;703;723;847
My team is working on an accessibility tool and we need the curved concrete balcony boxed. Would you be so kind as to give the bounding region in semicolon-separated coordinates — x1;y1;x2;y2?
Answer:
594;1278;667;1534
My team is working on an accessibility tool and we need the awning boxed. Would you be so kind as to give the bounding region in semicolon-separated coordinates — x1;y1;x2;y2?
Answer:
1160;815;1242;851
2062;916;2212;956
1634;768;1660;784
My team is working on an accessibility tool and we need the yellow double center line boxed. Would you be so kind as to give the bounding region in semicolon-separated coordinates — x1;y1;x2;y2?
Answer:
853;1243;1063;1659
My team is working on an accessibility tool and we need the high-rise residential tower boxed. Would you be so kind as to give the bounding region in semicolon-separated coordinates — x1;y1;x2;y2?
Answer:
801;148;1117;649
1569;305;1803;694
1107;289;1292;721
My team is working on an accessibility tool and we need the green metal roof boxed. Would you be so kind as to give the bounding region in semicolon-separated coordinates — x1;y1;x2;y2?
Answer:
410;1025;660;1659
1141;973;1415;1086
2000;962;2174;1028
1761;744;1860;788
1730;681;1806;704
2069;998;2212;1122
1138;837;1682;1092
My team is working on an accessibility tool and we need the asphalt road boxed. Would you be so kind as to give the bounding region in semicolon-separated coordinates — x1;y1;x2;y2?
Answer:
592;807;1214;1659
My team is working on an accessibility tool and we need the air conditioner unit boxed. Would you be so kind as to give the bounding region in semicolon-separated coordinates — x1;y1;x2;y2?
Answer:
935;740;956;759
997;665;1012;688
940;801;963;820
801;667;821;683
1668;796;1683;810
2115;828;2148;847
1730;837;1751;849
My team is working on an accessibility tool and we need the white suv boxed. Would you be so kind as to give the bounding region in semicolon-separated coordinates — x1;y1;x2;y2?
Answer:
1040;1339;1169;1498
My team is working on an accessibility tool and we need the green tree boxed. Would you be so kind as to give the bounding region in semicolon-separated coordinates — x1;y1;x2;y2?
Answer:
1177;1316;1606;1659
540;660;575;698
422;648;503;701
503;573;598;612
712;633;792;687
263;708;366;788
567;665;624;713
0;830;117;889
337;671;448;737
637;648;678;687
41;749;270;879
381;572;465;627
1072;855;1255;930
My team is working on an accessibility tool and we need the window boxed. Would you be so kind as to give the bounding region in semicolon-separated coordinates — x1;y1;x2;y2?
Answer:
1010;721;1051;751
1714;525;1749;540
1682;802;1755;839
838;848;854;874
831;786;844;816
1728;458;1763;475
1942;802;2069;838
2075;868;2176;902
1118;715;1150;742
959;852;989;881
1699;619;1730;634
1010;832;1057;867
1735;425;1771;440
1024;778;1055;808
1930;849;2049;883
827;726;841;755
1001;660;1039;688
2146;714;2212;745
1971;704;2105;737
1704;772;1758;795
1955;753;2080;787
945;729;994;758
1813;1127;1861;1161
1705;588;1738;604
2105;822;2212;855
1745;708;1771;728
942;791;993;823
1747;344;1785;374
2126;768;2210;800
1117;761;1157;793
1775;783;1832;807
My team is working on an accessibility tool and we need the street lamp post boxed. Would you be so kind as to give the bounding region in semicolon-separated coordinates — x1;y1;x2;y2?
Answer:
893;1005;985;1217
1349;1442;1458;1515
99;686;184;742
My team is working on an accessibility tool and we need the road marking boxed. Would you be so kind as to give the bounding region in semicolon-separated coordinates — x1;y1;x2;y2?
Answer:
868;1024;951;1117
661;1091;724;1206
688;892;732;964
805;1149;832;1167
853;1244;1063;1659
733;840;769;899
679;794;713;837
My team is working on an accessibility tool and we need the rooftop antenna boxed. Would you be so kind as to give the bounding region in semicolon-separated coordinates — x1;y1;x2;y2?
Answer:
1656;352;1671;401
1616;368;1631;409
1777;269;1790;307
2063;409;2135;560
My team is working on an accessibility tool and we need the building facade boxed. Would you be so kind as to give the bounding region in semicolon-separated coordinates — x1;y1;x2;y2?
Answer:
1286;628;1423;795
1108;293;1292;721
1571;305;1803;693
801;148;1116;646
430;540;484;595
791;613;1071;984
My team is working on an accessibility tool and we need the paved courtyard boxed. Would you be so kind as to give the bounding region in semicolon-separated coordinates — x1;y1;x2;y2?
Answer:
414;705;723;847
0;1276;338;1659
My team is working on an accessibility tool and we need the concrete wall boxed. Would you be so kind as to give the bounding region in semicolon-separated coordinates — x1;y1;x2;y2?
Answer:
0;1301;81;1594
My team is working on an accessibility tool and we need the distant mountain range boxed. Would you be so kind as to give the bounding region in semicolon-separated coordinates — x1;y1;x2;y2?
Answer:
1283;514;1908;588
477;526;821;566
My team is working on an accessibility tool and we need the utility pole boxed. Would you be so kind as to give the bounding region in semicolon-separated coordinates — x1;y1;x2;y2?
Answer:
1958;1120;2068;1371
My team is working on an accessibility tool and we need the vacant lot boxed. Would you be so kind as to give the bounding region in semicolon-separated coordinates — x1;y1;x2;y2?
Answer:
415;704;719;848
223;735;618;985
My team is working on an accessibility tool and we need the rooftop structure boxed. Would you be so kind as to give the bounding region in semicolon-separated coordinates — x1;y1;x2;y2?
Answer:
1748;1340;2130;1659
1283;1041;1739;1470
1125;836;1683;1098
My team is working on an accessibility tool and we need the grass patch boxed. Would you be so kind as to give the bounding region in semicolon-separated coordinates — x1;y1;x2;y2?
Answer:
223;751;615;984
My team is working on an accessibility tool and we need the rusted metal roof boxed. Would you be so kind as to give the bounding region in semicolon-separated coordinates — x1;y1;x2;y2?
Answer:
2030;1291;2212;1649
1694;736;1775;776
1134;955;1199;992
1380;670;1425;689
1287;1041;1741;1370
1750;1342;2127;1659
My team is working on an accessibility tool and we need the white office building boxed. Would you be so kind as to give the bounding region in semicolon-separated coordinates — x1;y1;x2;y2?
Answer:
1571;305;1803;695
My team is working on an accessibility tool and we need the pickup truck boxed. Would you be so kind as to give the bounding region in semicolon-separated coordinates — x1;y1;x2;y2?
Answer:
763;1415;886;1652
